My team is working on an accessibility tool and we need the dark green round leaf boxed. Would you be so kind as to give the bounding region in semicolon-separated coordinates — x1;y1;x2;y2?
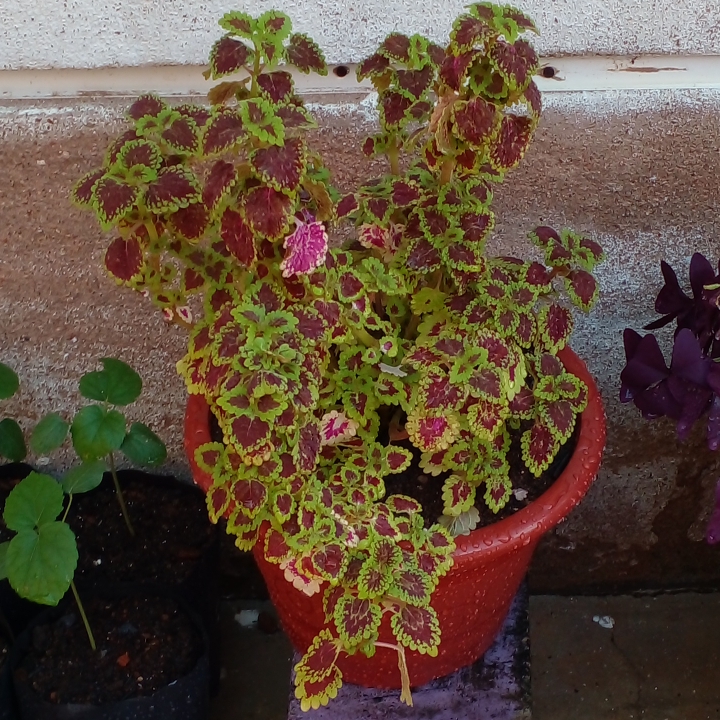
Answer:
61;460;107;495
0;418;27;462
3;472;64;532
79;358;142;406
5;522;77;605
30;413;69;455
0;363;19;400
71;406;126;461
120;422;167;466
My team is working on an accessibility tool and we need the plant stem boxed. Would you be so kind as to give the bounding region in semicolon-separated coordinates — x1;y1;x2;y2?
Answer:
71;581;96;651
108;452;135;537
61;494;73;523
387;140;401;176
440;158;455;186
375;641;412;706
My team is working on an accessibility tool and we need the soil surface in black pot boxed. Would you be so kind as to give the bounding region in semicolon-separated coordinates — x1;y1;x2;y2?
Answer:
15;595;203;705
68;471;214;586
0;634;8;676
383;421;580;529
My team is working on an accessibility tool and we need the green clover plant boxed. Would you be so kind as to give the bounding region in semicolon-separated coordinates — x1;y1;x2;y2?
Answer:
29;358;167;536
73;4;604;710
0;363;26;463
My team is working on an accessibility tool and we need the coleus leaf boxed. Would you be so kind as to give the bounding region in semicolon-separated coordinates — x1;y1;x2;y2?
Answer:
450;14;491;50
380;90;415;129
162;116;200;155
294;630;342;712
319;411;358;445
251;137;306;191
390;605;440;654
378;32;412;63
383;446;413;474
442;474;475;516
490;115;535;172
219;11;255;38
540;399;577;443
397;66;434;99
453;97;499;147
537;304;574;353
484;476;511;513
169;202;210;241
280;217;329;278
406;412;459;453
333;595;382;646
71;169;104;208
210;35;253;79
145;167;201;213
294;421;322;472
91;176;138;228
490;39;538;90
521;420;559;476
230;478;268;517
468;399;508;441
203;160;237;212
357;53;391;81
276;103;318;131
105;236;143;281
220;208;256;268
257;71;295;103
127;94;167;122
243;186;293;240
386;495;422;515
565;269;600;311
285;33;328;75
439;51;475;90
202;109;246;155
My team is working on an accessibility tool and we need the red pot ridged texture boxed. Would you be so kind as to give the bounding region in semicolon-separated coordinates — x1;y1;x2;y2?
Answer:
185;347;606;689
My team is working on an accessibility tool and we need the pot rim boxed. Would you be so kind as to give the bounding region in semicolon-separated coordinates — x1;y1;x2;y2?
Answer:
184;346;605;567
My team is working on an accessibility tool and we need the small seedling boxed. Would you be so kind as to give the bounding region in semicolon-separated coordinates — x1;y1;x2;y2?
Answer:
0;472;96;649
0;362;26;463
29;358;167;536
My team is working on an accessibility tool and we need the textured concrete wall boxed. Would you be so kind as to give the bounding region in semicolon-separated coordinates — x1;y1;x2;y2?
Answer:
2;0;720;70
1;89;720;590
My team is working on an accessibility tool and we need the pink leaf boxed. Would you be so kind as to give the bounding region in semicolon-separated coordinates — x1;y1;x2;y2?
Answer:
320;411;359;446
280;217;329;278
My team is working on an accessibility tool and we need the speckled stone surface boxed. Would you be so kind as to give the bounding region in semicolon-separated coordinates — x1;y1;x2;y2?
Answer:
286;585;530;720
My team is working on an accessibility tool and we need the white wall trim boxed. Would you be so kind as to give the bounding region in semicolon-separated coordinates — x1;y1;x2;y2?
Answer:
2;55;720;101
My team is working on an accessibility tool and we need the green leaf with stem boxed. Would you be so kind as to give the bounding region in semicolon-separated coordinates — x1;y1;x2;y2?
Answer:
31;412;70;455
109;453;135;537
0;364;19;400
61;460;107;495
71;406;126;461
0;419;26;462
79;358;142;406
3;472;63;532
120;423;167;465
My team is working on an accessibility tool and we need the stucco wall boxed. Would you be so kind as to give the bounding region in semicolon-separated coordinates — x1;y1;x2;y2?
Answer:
2;0;720;71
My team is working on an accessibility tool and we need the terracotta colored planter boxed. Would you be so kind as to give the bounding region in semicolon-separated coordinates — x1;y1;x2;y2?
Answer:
185;347;605;689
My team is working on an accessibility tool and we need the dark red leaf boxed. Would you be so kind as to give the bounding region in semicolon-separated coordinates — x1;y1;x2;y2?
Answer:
251;137;305;191
460;211;493;242
72;169;104;206
203;160;237;211
92;177;138;225
220;209;256;267
203;109;245;155
439;51;475;90
491;39;538;88
397;66;434;99
210;36;252;78
407;238;442;272
177;104;211;127
231;415;270;450
127;94;166;121
257;71;294;103
243;186;293;239
451;15;491;49
296;422;321;471
567;269;599;309
105;236;143;280
336;193;358;218
391;181;421;207
145;167;200;212
379;33;411;62
381;91;414;128
162;116;199;154
285;33;326;74
491;115;534;171
169;202;209;240
357;53;390;80
454;97;498;146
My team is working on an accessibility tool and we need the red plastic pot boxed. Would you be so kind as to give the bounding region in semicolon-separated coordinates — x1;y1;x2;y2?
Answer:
185;347;605;689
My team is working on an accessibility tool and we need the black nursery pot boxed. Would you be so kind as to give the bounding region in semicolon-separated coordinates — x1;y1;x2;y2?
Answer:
10;585;209;720
69;469;221;694
0;626;18;720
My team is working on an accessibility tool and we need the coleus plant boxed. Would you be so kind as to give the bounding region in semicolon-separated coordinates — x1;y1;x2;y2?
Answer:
620;253;720;544
73;4;603;710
